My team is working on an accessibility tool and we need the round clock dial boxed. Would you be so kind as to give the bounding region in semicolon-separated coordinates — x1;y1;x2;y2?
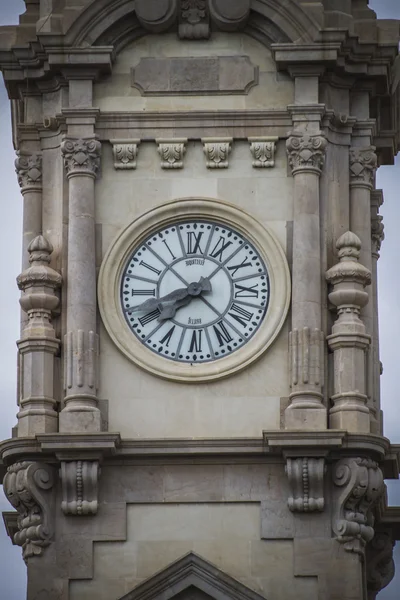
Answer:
121;220;270;363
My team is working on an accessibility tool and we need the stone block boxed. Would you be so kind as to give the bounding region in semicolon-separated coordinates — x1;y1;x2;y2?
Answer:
261;500;294;539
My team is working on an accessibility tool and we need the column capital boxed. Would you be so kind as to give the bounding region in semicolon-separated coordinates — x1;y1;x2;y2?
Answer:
15;152;42;191
286;133;327;175
349;146;377;189
61;138;101;178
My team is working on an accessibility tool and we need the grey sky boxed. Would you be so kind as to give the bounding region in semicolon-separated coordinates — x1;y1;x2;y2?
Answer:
0;1;399;598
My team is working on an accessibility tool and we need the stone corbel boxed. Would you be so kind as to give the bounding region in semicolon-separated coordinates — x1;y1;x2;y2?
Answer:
157;138;187;169
179;0;209;39
202;138;232;168
60;460;100;516
248;137;278;168
209;0;251;31
332;457;384;554
366;528;396;600
135;0;179;33
286;457;326;512
3;462;55;561
111;139;140;170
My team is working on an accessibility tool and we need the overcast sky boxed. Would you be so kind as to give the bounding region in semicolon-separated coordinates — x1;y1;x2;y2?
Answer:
0;1;399;599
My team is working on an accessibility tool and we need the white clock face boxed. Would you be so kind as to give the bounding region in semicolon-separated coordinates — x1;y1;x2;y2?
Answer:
120;220;270;363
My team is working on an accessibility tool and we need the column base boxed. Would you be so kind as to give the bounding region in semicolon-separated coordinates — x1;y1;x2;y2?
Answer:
330;408;370;433
59;406;101;433
285;404;327;430
17;409;58;437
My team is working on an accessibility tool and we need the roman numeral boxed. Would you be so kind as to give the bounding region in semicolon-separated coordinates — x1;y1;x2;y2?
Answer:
234;283;259;298
139;309;160;327
131;289;155;296
213;321;233;347
187;231;204;255
160;325;175;347
228;303;254;328
189;329;203;353
162;239;176;260
209;236;233;262
139;261;161;276
227;256;252;276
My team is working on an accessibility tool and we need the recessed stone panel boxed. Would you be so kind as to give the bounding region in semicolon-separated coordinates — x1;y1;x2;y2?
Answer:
132;56;259;95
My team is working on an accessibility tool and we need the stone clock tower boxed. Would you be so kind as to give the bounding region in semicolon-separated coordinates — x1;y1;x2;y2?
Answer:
1;1;400;599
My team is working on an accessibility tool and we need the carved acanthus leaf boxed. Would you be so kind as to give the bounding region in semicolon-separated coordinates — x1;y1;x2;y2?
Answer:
61;138;101;177
248;138;277;168
332;457;384;554
3;462;55;561
111;140;140;170
202;138;232;169
15;153;42;189
286;134;327;173
179;0;209;39
157;139;187;169
349;147;377;187
286;457;325;512
61;461;100;515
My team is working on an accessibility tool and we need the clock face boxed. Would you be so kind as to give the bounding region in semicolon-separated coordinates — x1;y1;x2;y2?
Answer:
120;220;270;363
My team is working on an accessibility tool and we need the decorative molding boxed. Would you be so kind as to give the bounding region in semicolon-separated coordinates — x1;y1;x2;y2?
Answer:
61;138;101;178
156;138;187;169
349;147;377;188
248;137;278;168
371;214;384;259
3;462;55;561
202;138;232;168
15;152;42;190
286;133;327;174
286;457;325;512
179;0;209;39
60;460;100;515
366;529;396;600
111;139;140;170
332;457;384;554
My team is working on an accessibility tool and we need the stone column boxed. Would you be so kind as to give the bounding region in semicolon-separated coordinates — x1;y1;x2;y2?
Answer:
59;138;101;433
16;236;61;436
371;191;384;433
326;232;371;432
285;133;327;429
349;146;378;431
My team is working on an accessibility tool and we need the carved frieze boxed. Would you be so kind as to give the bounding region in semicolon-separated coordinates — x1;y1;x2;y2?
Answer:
349;147;377;188
332;457;384;553
15;152;42;190
157;138;187;169
286;134;327;174
286;457;325;512
179;0;209;39
61;138;101;178
3;462;55;561
366;529;396;600
202;138;232;168
61;461;100;515
248;137;278;168
111;139;140;170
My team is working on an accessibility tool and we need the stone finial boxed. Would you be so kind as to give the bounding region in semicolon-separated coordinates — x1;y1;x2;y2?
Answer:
15;152;42;190
349;146;377;188
286;133;327;174
326;231;371;293
61;138;101;178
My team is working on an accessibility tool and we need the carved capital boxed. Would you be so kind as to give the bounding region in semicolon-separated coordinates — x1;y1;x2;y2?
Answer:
248;138;278;168
349;147;377;188
157;138;187;169
15;152;42;190
332;457;384;554
179;0;209;39
61;138;101;178
61;461;100;515
366;529;396;600
202;138;232;169
3;462;55;561
286;134;326;174
111;139;140;170
286;457;325;512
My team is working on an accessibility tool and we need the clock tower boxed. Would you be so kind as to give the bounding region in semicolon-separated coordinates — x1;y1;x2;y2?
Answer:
1;2;400;600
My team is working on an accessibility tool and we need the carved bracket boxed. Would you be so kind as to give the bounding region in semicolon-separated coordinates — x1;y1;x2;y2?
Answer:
157;138;187;169
286;457;326;512
366;528;396;600
3;462;55;561
333;457;384;554
61;460;100;515
202;138;232;168
248;137;278;168
111;139;140;170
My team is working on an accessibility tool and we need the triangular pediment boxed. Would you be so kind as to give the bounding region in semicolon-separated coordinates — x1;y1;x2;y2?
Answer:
118;552;268;600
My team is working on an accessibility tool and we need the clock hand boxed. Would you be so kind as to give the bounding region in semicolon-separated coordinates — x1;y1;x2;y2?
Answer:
157;277;212;321
129;277;212;315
